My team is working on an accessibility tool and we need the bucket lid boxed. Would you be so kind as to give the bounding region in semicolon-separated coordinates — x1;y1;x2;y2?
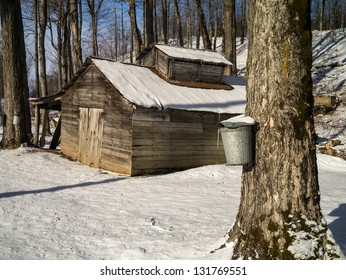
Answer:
221;115;255;128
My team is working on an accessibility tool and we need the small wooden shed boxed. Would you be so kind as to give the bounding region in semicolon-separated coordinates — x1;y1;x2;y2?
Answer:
138;44;232;84
32;46;246;176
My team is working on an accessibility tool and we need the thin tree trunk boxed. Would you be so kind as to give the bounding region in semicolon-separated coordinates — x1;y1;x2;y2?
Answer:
128;0;142;62
0;0;31;148
173;0;184;46
145;0;155;47
342;0;345;28
213;0;219;50
161;0;168;44
34;0;40;98
208;0;213;40
154;0;158;43
193;0;212;49
39;0;49;147
223;0;237;75
240;0;246;45
186;0;193;48
320;0;326;30
113;0;118;60
86;0;104;57
225;0;342;260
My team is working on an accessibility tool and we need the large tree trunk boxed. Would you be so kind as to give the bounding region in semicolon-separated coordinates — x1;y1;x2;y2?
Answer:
0;0;32;149
69;0;83;70
223;0;237;75
193;0;212;49
224;0;342;260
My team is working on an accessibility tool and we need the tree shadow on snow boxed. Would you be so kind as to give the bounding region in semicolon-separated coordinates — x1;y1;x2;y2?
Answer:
0;178;126;199
328;203;346;256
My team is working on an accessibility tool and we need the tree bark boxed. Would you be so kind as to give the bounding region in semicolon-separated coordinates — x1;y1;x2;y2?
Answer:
319;0;326;30
186;0;193;48
145;0;155;47
86;0;104;57
213;0;219;50
161;0;169;44
128;0;142;62
223;0;237;75
193;0;212;49
0;0;32;149
224;0;342;260
69;0;83;70
173;0;184;46
240;0;247;45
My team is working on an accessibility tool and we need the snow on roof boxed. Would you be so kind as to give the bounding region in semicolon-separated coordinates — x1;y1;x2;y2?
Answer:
154;44;233;66
91;58;246;114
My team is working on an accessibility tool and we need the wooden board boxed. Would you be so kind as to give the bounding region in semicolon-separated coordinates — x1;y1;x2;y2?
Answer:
78;107;103;167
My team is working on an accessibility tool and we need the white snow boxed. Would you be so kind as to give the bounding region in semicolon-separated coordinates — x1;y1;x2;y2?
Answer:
155;44;233;66
0;148;345;259
220;115;256;128
92;59;246;114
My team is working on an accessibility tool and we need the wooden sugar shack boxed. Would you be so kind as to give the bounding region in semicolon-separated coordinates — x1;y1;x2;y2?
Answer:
32;45;246;175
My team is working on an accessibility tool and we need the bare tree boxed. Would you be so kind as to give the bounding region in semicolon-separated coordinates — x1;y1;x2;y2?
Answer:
193;0;212;49
161;0;169;44
145;0;155;47
69;0;83;69
39;0;50;147
86;0;105;57
128;0;142;61
223;0;237;75
240;0;247;45
186;0;193;48
0;0;32;148
320;0;326;30
173;0;184;46
223;0;342;259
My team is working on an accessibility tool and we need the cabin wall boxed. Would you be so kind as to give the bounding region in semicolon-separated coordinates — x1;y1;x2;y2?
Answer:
131;107;236;175
156;50;169;77
169;60;224;84
61;65;134;175
200;64;224;84
142;48;156;67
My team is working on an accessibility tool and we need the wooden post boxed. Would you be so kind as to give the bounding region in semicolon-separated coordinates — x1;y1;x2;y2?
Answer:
33;105;40;146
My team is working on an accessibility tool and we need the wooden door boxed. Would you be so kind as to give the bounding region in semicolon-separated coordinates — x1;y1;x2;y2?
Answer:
78;108;103;167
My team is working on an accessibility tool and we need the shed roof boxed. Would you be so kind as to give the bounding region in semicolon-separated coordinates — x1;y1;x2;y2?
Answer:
91;58;245;114
31;57;246;115
139;44;233;66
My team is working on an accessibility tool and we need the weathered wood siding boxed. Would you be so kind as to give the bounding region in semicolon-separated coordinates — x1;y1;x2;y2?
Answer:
157;50;169;77
142;48;156;67
170;60;199;81
61;65;134;175
169;60;224;84
131;107;235;175
200;64;224;84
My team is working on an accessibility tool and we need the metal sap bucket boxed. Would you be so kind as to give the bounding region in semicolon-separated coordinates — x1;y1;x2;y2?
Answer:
13;115;21;125
220;116;255;165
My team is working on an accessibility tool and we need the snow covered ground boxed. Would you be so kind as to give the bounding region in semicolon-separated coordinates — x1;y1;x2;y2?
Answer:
0;29;345;260
0;148;345;260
